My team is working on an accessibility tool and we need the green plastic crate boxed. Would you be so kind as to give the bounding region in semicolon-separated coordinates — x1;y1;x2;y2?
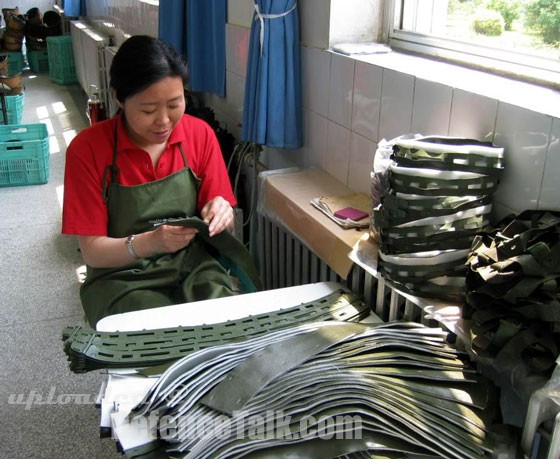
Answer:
49;63;77;85
0;123;50;186
0;52;24;75
28;50;49;73
46;36;77;84
0;92;24;125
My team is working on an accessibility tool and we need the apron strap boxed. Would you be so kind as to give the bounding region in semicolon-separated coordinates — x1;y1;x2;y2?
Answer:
178;142;188;168
103;121;121;203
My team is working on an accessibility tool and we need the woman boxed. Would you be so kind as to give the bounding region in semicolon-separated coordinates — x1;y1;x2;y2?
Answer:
62;35;254;327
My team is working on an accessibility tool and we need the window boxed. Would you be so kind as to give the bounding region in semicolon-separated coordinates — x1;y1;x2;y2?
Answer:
385;0;560;87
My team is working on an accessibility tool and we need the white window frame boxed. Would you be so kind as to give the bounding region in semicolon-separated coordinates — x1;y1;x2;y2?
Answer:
382;0;560;88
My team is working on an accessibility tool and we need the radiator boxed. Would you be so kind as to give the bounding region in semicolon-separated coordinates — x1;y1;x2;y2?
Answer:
70;21;89;93
256;214;430;325
69;21;110;108
103;46;118;117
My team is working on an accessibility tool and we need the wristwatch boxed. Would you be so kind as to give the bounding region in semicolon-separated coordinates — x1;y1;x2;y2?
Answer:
126;234;141;259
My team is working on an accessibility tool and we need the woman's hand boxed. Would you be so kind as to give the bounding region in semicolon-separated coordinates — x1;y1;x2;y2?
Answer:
201;196;234;237
78;198;234;268
78;226;198;268
149;225;198;253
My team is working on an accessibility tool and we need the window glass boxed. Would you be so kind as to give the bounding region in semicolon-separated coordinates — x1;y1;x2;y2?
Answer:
389;0;560;84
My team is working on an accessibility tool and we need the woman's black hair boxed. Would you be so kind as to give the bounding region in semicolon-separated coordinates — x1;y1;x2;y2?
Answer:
109;35;189;104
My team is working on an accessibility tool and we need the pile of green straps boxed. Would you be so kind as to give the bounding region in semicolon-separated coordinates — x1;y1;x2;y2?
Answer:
61;288;369;373
465;210;560;373
372;136;504;302
123;321;511;459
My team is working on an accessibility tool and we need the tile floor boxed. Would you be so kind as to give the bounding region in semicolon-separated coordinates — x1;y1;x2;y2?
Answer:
0;70;122;458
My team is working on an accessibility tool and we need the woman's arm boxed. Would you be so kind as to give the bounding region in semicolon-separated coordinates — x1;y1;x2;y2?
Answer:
78;225;199;268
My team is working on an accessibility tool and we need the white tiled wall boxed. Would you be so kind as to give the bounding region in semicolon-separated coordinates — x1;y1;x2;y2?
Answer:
410;79;452;136
379;69;414;141
328;53;355;129
226;0;254;28
301;46;330;117
448;90;497;141
303;110;328;169
493;103;552;216
84;0;158;44
299;0;330;49
325;120;351;183
351;62;382;143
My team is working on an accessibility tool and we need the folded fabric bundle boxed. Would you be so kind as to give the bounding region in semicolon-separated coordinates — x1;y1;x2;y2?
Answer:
125;321;502;459
371;135;505;302
465;210;560;369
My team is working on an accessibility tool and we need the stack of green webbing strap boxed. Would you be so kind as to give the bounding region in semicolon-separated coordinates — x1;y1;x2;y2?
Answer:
465;210;560;373
124;321;506;459
372;136;504;302
61;288;369;373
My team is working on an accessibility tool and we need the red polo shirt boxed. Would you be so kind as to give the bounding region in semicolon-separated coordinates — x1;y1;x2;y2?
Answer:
62;114;236;236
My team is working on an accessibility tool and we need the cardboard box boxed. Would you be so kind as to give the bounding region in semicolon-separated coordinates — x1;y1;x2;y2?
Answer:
258;168;370;278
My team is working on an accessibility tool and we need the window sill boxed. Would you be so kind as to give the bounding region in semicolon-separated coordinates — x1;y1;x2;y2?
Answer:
331;48;560;120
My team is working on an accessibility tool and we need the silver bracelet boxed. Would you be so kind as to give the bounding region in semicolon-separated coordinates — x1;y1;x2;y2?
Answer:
126;234;141;259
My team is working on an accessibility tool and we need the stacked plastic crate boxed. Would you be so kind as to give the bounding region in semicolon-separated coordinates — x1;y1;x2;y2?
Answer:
0;123;50;187
371;136;504;302
28;50;50;73
46;35;77;84
1;8;25;113
0;91;24;125
0;52;25;125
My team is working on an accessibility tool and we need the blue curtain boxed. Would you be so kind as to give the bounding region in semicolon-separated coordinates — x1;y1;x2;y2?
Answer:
63;0;86;16
186;0;226;96
242;0;302;149
158;0;188;56
158;0;226;97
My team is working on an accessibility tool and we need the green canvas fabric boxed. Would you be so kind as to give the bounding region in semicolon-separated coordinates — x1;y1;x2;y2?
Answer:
465;210;560;373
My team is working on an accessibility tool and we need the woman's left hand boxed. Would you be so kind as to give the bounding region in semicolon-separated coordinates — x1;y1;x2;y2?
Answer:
201;196;234;237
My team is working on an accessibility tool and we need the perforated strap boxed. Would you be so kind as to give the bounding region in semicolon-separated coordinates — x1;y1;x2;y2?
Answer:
379;194;492;224
380;234;475;254
381;275;467;303
393;143;504;176
379;257;467;280
62;289;368;373
381;214;489;241
389;169;499;196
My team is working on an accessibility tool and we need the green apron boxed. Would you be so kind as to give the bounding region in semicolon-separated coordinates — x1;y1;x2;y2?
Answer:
80;126;238;327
